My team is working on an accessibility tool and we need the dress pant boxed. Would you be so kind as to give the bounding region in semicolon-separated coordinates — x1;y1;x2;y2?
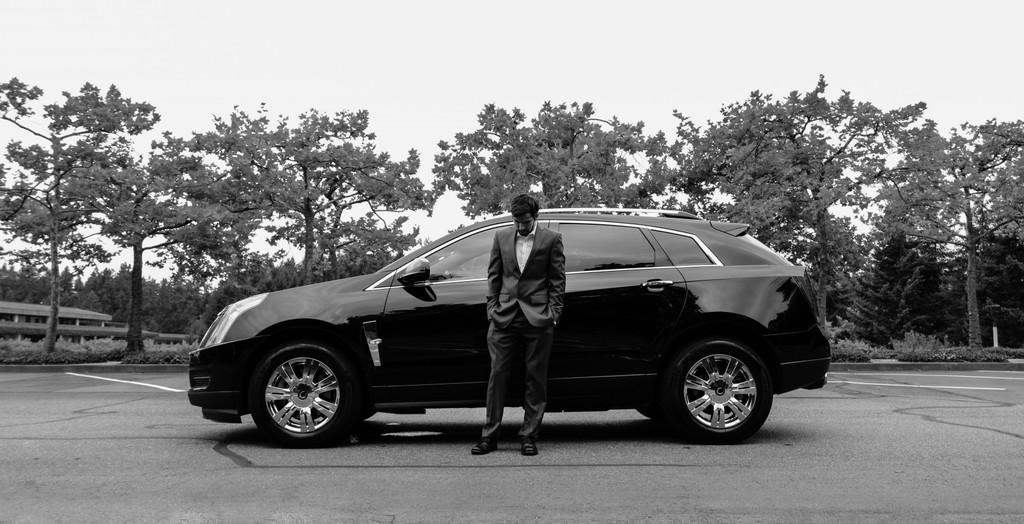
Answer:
481;308;554;439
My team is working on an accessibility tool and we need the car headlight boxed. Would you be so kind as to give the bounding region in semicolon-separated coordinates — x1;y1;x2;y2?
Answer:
197;293;268;349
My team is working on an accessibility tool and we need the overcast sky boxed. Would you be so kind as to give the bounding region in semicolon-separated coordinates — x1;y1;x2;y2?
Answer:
3;0;1022;270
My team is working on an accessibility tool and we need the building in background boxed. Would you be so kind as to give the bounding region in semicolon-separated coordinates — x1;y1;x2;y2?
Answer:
0;301;189;343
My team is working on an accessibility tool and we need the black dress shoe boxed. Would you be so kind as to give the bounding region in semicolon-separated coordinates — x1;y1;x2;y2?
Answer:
471;437;497;455
520;437;538;456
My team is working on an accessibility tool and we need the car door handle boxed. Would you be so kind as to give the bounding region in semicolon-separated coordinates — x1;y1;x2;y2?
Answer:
641;280;674;291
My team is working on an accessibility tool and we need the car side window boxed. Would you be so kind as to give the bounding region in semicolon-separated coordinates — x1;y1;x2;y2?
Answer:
652;230;713;266
424;228;495;282
559;224;655;272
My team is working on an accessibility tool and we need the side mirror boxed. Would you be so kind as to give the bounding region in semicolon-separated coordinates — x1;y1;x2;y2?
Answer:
397;257;430;286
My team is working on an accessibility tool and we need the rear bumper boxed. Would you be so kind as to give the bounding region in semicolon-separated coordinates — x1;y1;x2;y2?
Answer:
765;325;831;394
777;357;831;392
802;375;828;390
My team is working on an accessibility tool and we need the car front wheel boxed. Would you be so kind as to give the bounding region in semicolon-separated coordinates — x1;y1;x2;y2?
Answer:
661;338;772;444
248;341;363;448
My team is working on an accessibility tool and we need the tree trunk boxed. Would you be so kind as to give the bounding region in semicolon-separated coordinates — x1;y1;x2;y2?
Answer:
815;212;829;334
326;242;340;281
44;214;60;353
301;200;315;286
816;271;828;334
126;243;145;353
964;202;983;350
965;241;983;350
43;139;61;353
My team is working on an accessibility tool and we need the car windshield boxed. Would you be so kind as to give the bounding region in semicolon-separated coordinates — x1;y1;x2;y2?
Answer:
377;232;465;274
378;252;420;274
376;217;507;274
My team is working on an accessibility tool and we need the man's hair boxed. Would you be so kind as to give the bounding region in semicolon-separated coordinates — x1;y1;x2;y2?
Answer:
510;193;540;218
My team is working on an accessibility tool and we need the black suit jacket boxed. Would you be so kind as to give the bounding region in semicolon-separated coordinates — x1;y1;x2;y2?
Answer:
486;225;566;329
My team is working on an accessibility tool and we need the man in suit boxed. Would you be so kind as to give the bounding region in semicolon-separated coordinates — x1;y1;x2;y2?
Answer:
472;193;566;456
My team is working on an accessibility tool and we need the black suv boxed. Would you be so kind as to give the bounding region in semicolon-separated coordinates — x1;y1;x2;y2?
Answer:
189;209;829;447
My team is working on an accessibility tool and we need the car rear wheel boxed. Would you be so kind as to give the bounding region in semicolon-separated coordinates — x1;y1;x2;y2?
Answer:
661;338;772;444
248;341;363;448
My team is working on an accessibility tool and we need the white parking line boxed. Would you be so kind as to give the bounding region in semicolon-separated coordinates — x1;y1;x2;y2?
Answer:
829;379;1005;391
65;372;185;393
831;372;1024;381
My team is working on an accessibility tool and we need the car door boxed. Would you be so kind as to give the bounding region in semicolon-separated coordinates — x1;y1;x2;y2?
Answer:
548;221;689;404
377;223;507;404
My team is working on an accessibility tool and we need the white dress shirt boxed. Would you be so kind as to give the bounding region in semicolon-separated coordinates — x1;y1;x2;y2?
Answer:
515;223;536;273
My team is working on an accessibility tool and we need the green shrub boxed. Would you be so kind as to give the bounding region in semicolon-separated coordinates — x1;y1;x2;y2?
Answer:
824;317;858;345
830;339;875;362
121;348;191;365
891;331;947;354
143;340;198;352
1000;347;1024;359
77;338;129;354
897;346;1010;363
0;339;40;353
1;338;128;356
0;338;196;364
0;349;113;365
868;345;899;360
890;330;1016;362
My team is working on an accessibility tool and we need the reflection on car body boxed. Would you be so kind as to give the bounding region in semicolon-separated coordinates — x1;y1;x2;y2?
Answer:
188;208;830;447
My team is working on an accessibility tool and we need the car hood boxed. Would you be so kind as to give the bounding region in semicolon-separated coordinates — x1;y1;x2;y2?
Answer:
223;271;393;342
269;271;388;298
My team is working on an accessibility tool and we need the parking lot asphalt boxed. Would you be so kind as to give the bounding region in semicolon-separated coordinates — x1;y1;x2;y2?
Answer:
2;369;1023;522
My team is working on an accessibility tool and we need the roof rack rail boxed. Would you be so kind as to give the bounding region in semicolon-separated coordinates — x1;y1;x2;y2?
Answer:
539;208;701;219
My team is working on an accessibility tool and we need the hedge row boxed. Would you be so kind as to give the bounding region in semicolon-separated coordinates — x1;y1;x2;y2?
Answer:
0;339;194;365
830;338;1024;363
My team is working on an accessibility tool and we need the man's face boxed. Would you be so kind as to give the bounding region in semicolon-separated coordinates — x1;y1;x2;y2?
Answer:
513;212;536;237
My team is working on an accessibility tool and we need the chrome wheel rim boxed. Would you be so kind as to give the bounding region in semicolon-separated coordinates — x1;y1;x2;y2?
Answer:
264;357;342;434
683;354;757;430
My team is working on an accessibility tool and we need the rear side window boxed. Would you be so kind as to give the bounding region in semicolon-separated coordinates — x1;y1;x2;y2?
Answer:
559;224;655;272
652;230;713;266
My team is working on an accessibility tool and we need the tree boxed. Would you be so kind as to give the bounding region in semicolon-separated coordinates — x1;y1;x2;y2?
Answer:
0;263;48;303
977;235;1024;348
673;76;926;325
75;266;133;323
0;78;159;351
147;276;208;338
433;101;672;216
849;231;947;346
195;106;433;285
879;119;1024;348
81;134;257;352
85;155;187;351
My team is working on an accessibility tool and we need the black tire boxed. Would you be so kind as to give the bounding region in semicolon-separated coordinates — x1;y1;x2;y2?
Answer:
248;340;364;448
660;338;773;444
